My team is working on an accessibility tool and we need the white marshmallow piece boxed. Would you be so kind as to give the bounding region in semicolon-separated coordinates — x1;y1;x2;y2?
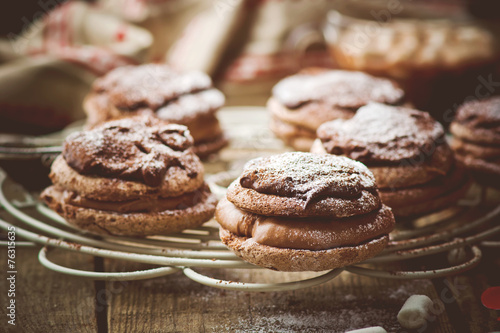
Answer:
345;327;387;333
397;295;433;329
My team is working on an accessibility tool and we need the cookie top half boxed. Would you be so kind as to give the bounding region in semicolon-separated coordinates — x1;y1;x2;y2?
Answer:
90;64;225;123
53;116;204;200
451;96;500;145
317;103;447;165
226;152;381;217
272;69;404;110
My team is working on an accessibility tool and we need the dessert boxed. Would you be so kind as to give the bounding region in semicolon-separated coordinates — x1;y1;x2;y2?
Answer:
450;97;500;188
41;116;217;236
215;152;395;271
84;64;227;158
268;68;404;151
314;103;471;218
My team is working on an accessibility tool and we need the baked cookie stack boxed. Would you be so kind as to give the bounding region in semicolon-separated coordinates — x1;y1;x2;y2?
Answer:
84;64;227;158
450;97;500;188
268;68;405;151
41;117;217;236
215;152;395;271
314;103;471;218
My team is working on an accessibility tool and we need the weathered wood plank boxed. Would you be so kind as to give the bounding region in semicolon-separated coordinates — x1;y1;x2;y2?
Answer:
0;246;98;332
105;259;457;333
446;254;500;333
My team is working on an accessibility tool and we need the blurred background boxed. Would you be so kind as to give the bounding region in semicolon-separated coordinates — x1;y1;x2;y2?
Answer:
0;0;499;136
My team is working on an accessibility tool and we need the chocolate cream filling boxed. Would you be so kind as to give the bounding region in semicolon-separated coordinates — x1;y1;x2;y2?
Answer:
216;197;394;250
378;162;468;207
452;137;500;161
179;113;224;143
45;186;206;213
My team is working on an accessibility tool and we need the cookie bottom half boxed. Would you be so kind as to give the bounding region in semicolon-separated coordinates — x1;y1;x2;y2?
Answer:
220;227;388;272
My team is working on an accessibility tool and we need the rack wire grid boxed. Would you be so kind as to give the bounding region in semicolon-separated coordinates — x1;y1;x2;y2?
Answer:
0;107;499;292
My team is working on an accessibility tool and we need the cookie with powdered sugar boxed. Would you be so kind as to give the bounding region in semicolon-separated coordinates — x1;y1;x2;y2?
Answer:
268;68;405;151
215;152;395;271
84;64;227;158
314;103;471;218
451;97;500;188
41;116;217;236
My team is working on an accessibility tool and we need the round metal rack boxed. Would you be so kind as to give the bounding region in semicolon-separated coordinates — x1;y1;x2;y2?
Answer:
1;167;499;292
0;107;499;292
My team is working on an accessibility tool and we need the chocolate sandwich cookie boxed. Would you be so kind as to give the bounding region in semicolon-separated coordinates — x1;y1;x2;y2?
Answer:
268;68;405;151
84;64;227;158
450;97;500;188
314;103;471;218
41;117;217;236
215;152;395;271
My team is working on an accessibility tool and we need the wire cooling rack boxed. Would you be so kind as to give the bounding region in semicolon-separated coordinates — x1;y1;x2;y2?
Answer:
0;107;499;292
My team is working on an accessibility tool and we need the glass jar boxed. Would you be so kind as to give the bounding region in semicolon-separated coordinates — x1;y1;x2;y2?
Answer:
324;0;500;124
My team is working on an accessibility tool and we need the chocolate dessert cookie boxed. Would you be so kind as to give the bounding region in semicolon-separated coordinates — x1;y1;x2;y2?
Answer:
268;68;405;151
314;103;471;218
84;64;227;158
450;97;500;188
215;152;395;271
41;117;217;236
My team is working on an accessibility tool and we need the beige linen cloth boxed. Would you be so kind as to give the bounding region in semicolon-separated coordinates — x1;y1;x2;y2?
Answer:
99;0;335;104
0;1;152;133
0;0;333;133
98;0;209;62
167;0;335;105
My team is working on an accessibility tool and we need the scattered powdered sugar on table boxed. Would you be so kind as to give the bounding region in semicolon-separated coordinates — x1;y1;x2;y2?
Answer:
134;267;433;332
212;298;404;332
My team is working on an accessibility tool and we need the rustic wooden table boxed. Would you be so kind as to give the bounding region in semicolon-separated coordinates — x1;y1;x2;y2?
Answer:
1;108;499;332
0;244;499;332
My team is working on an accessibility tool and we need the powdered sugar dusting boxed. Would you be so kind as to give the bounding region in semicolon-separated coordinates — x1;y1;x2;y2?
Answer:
131;266;434;332
63;116;200;187
240;152;376;205
317;103;445;163
273;70;404;109
156;89;225;122
455;96;500;128
92;64;223;114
